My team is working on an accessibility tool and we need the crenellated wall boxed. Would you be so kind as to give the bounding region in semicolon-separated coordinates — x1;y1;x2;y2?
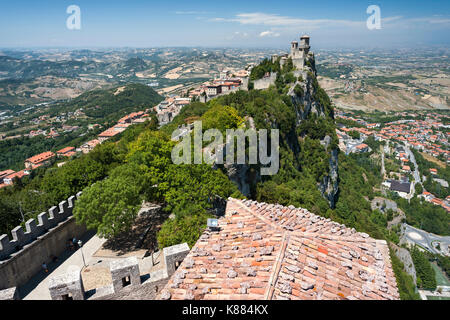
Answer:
0;192;87;289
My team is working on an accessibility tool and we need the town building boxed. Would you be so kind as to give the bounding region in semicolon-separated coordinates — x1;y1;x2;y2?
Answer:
389;180;412;199
0;170;15;184
24;151;55;170
80;139;101;154
206;84;222;96
3;170;27;185
98;127;125;142
56;147;76;158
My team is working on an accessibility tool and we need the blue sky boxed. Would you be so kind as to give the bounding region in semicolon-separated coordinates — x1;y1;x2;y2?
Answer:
0;0;449;48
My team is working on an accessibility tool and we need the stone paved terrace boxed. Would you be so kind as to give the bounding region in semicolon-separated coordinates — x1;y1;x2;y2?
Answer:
158;198;400;300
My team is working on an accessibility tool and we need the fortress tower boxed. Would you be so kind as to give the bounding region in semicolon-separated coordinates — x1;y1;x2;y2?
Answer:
290;41;299;58
299;35;310;53
289;34;311;69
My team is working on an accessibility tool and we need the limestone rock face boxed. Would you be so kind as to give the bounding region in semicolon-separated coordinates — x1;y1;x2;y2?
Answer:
318;147;339;208
219;52;339;207
288;55;339;208
391;243;417;285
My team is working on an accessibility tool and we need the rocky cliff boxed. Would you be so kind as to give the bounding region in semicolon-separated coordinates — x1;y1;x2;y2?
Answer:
219;52;339;208
288;53;339;208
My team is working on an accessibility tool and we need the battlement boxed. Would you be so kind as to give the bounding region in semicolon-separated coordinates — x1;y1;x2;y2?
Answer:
0;192;82;261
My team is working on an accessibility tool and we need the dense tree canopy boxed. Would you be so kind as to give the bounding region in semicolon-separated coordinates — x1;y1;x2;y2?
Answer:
411;246;437;290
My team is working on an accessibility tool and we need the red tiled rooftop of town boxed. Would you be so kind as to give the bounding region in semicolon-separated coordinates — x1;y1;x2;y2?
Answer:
356;143;368;150
99;128;121;137
159;198;399;300
5;170;27;180
56;146;75;154
25;151;55;164
84;139;100;147
0;169;15;178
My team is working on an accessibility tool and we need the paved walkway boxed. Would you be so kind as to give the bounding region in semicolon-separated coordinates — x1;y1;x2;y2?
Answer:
20;231;165;300
22;232;106;300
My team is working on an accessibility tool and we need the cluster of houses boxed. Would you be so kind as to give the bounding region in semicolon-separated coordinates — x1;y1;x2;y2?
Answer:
420;192;450;212
336;127;371;154
336;110;450;164
1;66;251;189
0;110;151;189
154;68;249;126
154;97;192;126
337;110;449;210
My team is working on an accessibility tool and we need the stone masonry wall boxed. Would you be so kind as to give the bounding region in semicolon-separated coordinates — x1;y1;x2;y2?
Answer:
0;192;87;289
253;72;277;90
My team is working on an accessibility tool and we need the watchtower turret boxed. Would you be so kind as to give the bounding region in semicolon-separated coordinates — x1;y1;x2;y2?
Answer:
299;35;310;54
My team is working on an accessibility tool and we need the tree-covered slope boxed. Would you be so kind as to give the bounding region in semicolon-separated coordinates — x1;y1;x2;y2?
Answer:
52;83;163;120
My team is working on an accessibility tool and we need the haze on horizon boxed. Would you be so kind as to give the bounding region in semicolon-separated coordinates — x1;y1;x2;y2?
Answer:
0;0;449;49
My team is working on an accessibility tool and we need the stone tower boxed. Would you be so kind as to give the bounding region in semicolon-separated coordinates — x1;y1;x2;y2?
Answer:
299;35;310;54
290;41;299;58
288;34;311;69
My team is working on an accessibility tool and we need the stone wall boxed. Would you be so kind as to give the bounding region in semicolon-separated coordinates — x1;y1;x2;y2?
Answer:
253;72;277;90
0;193;87;289
46;243;188;300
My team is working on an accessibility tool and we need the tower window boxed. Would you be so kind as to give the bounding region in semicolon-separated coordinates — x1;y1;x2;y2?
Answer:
122;276;131;287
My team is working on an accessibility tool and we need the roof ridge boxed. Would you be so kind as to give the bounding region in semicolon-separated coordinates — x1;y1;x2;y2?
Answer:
230;198;285;231
230;198;369;241
264;232;290;300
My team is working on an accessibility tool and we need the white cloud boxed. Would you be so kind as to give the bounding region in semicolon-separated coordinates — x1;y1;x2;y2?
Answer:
210;12;450;30
174;11;213;15
259;30;280;37
210;12;364;28
235;31;249;37
408;17;450;24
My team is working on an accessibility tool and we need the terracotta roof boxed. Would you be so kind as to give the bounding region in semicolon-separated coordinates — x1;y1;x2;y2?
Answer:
5;170;26;181
25;151;55;165
0;169;15;178
82;139;101;149
56;146;75;154
159;198;399;300
99;128;122;137
356;143;368;150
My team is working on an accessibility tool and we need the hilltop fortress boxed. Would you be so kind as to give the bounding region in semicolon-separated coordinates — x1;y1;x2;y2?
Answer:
277;34;311;69
253;34;315;90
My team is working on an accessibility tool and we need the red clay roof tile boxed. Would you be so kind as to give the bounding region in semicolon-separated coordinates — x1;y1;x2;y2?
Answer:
158;198;399;300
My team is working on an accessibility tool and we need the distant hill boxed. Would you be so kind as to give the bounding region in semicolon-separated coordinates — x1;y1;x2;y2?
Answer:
53;83;163;122
0;83;163;171
121;57;148;72
0;55;100;79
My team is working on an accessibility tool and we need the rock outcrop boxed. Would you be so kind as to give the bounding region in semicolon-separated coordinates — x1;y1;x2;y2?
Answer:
288;53;339;208
220;47;339;207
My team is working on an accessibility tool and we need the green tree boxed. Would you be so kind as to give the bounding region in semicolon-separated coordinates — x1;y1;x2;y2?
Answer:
157;209;211;248
74;173;142;239
411;246;437;290
415;183;423;195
